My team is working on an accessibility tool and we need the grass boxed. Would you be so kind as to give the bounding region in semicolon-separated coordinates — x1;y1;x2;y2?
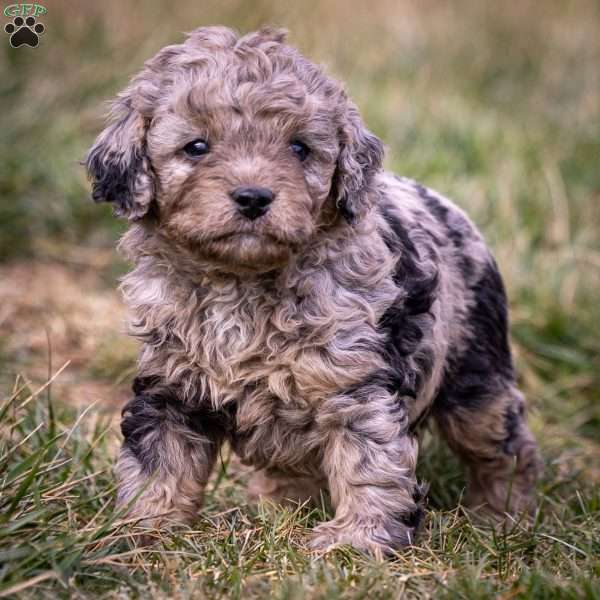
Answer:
0;376;598;598
1;1;599;598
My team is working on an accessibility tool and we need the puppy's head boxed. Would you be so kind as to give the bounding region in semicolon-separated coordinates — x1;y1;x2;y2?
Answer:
86;27;383;272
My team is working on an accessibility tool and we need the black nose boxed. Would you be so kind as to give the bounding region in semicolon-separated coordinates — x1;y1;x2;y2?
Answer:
230;186;274;220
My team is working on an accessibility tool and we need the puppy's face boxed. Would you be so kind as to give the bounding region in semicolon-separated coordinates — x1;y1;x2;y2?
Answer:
86;27;383;273
148;76;339;269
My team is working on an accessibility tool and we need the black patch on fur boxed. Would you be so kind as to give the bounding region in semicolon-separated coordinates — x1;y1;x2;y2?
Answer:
380;207;440;308
120;392;168;472
343;369;411;402
414;182;467;253
121;387;231;473
87;151;137;214
458;255;476;281
132;375;161;396
383;482;427;550
375;205;439;400
415;183;449;223
398;480;427;529
503;406;521;455
336;194;358;224
85;116;154;218
447;227;464;249
380;220;400;254
397;505;423;531
414;182;479;281
434;259;514;412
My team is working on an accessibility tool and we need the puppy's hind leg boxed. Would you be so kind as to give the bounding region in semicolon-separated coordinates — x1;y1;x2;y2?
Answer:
116;380;225;530
435;384;541;518
433;258;541;518
247;469;327;507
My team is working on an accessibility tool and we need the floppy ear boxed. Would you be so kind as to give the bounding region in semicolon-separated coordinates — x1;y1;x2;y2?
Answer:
84;96;155;220
332;101;384;224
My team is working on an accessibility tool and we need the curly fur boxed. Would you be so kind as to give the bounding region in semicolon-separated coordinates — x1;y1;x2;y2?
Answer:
85;26;540;555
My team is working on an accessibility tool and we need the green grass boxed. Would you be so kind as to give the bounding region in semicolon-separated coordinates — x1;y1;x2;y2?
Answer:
1;1;599;597
0;378;598;599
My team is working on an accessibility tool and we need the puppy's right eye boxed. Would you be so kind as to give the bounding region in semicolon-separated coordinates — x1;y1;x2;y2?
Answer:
183;139;210;158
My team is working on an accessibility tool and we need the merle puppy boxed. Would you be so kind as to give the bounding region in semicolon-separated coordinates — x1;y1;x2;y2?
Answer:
85;26;540;555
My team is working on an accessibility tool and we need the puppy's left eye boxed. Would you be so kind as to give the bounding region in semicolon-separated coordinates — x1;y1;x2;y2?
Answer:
183;139;210;158
290;140;310;162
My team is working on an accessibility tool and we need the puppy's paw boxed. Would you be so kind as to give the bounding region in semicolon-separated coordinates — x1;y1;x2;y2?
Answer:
309;517;417;557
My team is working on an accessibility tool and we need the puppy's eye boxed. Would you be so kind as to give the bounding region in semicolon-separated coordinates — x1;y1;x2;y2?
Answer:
183;139;210;158
290;140;310;162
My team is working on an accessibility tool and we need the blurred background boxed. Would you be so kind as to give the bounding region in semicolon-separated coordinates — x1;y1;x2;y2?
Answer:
1;0;598;460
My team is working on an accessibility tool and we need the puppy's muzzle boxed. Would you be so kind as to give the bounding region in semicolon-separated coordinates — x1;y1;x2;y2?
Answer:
230;186;274;221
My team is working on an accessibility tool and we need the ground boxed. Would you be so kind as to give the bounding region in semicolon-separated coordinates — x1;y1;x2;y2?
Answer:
0;1;599;598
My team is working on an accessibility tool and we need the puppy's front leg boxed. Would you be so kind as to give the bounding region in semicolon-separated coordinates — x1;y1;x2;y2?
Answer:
116;381;224;528
312;387;423;556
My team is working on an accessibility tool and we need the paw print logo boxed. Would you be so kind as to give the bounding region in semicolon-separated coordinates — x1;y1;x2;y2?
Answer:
4;15;45;48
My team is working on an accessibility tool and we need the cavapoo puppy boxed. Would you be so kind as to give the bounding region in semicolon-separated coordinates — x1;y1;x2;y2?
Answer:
85;26;540;555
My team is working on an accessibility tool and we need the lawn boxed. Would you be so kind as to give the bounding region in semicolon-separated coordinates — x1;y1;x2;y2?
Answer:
0;1;599;598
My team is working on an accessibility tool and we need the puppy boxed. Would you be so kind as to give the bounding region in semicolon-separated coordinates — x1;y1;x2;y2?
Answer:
85;26;540;555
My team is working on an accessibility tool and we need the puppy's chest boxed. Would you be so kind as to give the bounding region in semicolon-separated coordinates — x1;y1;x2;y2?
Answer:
191;287;384;410
136;274;394;468
190;289;386;470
